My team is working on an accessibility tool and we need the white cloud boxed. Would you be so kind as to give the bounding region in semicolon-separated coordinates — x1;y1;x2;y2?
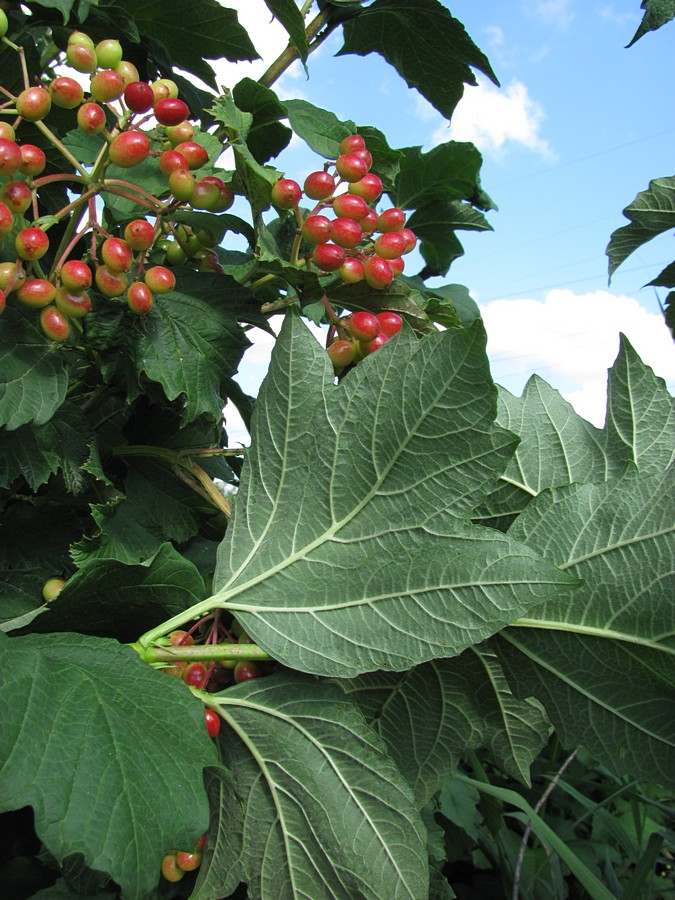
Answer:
431;77;555;159
531;0;575;28
485;25;505;47
480;289;675;425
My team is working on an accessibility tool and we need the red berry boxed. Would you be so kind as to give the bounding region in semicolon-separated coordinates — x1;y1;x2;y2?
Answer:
399;228;417;254
60;259;92;292
101;237;133;273
90;69;125;103
348;173;383;203
338;134;366;154
109;131;151;168
335;152;369;182
55;287;92;318
311;243;345;272
377;311;403;337
388;256;405;276
271;178;302;209
144;265;175;294
182;662;209;688
15;227;49;261
303;170;335;200
190;176;223;211
327;339;356;371
332;193;369;221
364;256;393;290
124;81;155;113
124;218;155;252
159;149;189;176
361;332;389;355
154;97;189;126
40;306;71;342
160;853;185;883
66;43;97;74
19;144;46;177
168;630;194;646
376;207;406;233
1;181;32;215
175;850;202;872
95;265;127;298
374;231;407;260
0;139;22;177
126;282;153;314
352;148;373;170
233;661;262;683
0;201;13;237
348;311;380;343
0;123;15;141
17;279;56;308
49;76;84;110
165;121;195;146
173;141;208;170
301;214;333;244
360;209;379;234
16;86;51;122
196;833;207;851
331;217;363;249
77;102;106;135
0;289;4;315
338;257;365;284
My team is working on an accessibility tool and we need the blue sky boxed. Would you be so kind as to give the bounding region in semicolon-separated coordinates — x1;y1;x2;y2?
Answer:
212;1;674;439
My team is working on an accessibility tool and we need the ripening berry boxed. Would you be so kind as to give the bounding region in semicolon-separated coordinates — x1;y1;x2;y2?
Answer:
271;178;302;209
108;131;151;168
327;339;356;372
49;76;84;110
17;279;56;309
19;144;46;177
16;86;52;122
0;138;23;176
377;311;403;337
332;193;369;221
301;215;333;245
77;102;106;135
55;287;92;318
127;282;153;314
303;170;335;200
374;231;407;260
311;243;345;272
124;81;155;113
40;306;71;342
335;152;369;182
144;266;175;294
348;311;381;343
124;218;155;252
348;173;383;203
338;134;366;154
376;207;406;233
60;259;92;292
154;98;189;126
338;257;365;284
364;255;393;290
15;227;49;261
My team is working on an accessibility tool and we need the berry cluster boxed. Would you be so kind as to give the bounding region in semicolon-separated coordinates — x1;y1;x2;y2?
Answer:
160;620;266;738
327;309;403;374
161;832;207;883
271;134;416;290
0;26;233;337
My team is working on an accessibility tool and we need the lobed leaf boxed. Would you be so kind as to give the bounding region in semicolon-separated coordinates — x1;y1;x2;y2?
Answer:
0;632;218;899
263;0;309;62
498;465;675;786
193;673;429;900
606;176;675;278
211;313;576;677
337;0;498;120
341;646;550;806
626;0;675;46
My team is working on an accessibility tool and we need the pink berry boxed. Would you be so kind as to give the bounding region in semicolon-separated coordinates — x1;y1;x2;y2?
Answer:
312;243;345;272
301;215;333;245
331;217;363;249
348;173;382;203
335;152;369;182
377;311;403;337
338;257;365;284
271;178;302;209
364;256;393;290
348;311;380;342
154;98;189;126
109;131;151;168
303;170;335;200
332;193;369;221
374;232;407;260
376;208;406;233
338;134;366;154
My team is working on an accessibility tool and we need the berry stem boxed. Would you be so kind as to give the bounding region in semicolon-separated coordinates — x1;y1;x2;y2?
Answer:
32;120;91;179
258;8;333;88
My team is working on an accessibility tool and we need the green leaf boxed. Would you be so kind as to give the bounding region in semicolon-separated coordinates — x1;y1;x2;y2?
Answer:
393;143;485;211
0;402;91;492
233;78;293;164
606;176;675;278
114;0;259;89
337;0;499;120
263;0;309;62
477;338;674;526
193;673;429;900
211;313;576;677
0;632;218;899
341;647;550;806
284;98;354;159
498;465;675;787
124;270;252;425
604;335;675;474
626;0;675;46
0;305;68;430
412;280;481;329
26;543;205;641
23;0;75;24
647;260;675;287
408;199;492;278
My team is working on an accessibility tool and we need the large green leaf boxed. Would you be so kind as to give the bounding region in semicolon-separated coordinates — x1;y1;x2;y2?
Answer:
393;143;485;211
207;313;576;677
337;0;498;120
341;646;550;806
193;673;428;900
477;337;674;526
0;304;69;430
114;0;258;88
497;465;675;787
0;632;218;899
626;0;675;46
233;78;292;165
284;98;354;159
263;0;309;62
606;176;675;278
25;542;205;641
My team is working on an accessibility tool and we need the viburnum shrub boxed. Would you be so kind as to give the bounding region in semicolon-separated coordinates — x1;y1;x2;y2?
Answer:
0;3;672;900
